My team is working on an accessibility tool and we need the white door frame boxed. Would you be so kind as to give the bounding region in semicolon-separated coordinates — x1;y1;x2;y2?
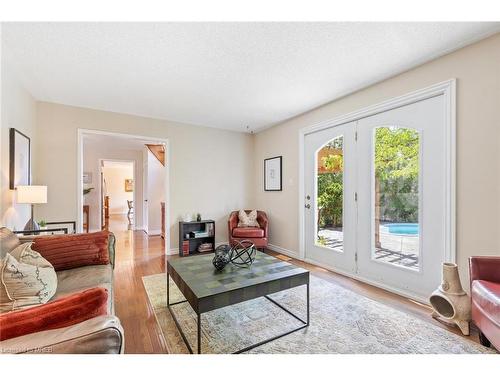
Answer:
99;158;136;230
298;79;456;301
77;128;171;254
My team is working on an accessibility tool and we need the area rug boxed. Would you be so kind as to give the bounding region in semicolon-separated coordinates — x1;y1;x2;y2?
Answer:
142;273;495;354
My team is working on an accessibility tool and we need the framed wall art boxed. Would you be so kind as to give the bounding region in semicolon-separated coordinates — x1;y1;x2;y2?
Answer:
264;156;282;191
125;178;133;192
9;128;31;189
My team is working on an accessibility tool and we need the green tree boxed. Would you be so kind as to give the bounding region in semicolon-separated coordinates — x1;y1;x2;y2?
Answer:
374;127;419;180
317;138;344;229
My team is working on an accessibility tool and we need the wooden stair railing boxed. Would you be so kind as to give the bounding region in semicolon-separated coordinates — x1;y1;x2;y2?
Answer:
146;144;165;166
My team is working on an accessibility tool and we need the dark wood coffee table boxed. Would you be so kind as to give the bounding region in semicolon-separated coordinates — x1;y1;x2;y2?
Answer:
167;252;310;354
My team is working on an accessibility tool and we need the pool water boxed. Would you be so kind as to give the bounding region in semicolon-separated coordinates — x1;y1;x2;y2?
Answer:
385;223;419;235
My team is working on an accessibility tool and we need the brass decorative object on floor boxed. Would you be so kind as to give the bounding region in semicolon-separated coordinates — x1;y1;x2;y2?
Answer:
429;262;471;335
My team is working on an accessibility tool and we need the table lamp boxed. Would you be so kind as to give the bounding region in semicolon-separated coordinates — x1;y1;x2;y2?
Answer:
16;185;48;231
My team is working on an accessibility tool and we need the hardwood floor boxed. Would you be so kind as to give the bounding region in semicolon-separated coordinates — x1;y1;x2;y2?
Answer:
111;216;168;353
111;218;480;353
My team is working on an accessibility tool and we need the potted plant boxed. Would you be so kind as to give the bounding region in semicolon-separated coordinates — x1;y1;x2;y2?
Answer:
38;219;47;230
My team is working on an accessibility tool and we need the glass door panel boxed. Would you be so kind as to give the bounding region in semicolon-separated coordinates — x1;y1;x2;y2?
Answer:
373;127;420;270
316;136;344;252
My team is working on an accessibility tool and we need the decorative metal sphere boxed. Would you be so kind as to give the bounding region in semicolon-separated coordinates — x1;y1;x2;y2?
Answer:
230;240;256;267
212;244;231;271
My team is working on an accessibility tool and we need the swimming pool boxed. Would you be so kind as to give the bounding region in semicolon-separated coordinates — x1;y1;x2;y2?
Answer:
385;223;419;235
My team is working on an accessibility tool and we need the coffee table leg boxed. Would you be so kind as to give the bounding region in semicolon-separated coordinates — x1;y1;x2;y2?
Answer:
197;312;201;354
306;281;310;326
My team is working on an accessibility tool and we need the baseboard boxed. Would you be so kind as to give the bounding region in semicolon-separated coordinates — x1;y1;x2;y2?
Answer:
266;243;428;305
146;229;161;236
303;256;429;305
267;243;301;259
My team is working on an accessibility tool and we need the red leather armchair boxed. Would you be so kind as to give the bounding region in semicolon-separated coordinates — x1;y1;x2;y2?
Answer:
469;256;500;350
228;210;268;250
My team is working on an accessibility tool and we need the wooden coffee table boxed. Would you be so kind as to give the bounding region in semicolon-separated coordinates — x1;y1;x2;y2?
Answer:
167;252;310;354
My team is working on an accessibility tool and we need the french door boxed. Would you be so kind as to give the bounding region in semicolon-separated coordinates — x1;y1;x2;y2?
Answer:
304;95;447;300
304;121;357;273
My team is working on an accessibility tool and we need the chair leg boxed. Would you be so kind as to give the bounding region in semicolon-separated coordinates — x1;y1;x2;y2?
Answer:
478;330;491;347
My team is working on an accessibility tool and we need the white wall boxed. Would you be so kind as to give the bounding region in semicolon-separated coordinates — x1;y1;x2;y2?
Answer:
146;150;165;235
82;139;143;232
0;41;37;230
35;102;254;248
253;32;500;289
103;163;134;215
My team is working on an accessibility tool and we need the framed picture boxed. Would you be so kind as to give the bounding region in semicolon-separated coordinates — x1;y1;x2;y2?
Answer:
125;179;133;192
82;172;93;184
264;156;282;191
9;128;31;189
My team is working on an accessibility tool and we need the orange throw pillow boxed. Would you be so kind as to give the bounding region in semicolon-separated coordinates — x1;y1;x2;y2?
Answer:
0;287;108;341
31;231;110;271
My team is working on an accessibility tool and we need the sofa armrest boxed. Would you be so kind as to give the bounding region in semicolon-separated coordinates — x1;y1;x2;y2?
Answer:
31;231;112;271
0;315;124;354
469;256;500;285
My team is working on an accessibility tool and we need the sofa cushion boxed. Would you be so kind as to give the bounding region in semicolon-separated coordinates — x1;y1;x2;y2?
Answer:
0;287;109;341
237;210;259;227
471;280;500;324
0;227;20;259
0;246;57;313
54;264;113;314
31;231;110;271
232;227;265;238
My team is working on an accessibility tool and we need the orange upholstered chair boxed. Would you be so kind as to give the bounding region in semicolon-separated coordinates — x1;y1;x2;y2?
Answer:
228;210;268;250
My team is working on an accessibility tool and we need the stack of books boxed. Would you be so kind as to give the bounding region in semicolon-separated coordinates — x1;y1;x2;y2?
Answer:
182;240;189;256
190;230;208;238
197;243;213;253
206;223;215;236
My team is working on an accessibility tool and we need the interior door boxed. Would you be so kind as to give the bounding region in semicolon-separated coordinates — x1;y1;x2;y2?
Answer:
304;121;357;273
356;95;446;299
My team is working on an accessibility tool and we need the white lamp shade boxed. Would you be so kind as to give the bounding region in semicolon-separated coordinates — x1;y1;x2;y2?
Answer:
16;185;48;204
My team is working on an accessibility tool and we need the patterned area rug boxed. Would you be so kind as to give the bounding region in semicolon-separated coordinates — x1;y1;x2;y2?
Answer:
142;273;495;354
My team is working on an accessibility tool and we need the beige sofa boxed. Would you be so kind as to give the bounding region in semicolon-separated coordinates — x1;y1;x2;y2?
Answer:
0;227;124;354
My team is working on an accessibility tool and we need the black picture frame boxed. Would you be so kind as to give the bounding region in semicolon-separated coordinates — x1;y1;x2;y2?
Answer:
9;128;31;190
264;156;282;191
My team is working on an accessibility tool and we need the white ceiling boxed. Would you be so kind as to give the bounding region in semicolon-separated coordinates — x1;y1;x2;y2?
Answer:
3;22;500;132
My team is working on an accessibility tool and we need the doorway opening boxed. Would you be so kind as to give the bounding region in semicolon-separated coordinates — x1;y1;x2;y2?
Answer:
100;160;135;232
78;129;170;254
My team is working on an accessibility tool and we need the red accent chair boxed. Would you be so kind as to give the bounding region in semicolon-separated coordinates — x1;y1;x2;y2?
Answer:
469;256;500;350
228;210;268;250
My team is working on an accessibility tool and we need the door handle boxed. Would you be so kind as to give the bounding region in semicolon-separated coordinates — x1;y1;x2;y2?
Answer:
305;204;311;209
